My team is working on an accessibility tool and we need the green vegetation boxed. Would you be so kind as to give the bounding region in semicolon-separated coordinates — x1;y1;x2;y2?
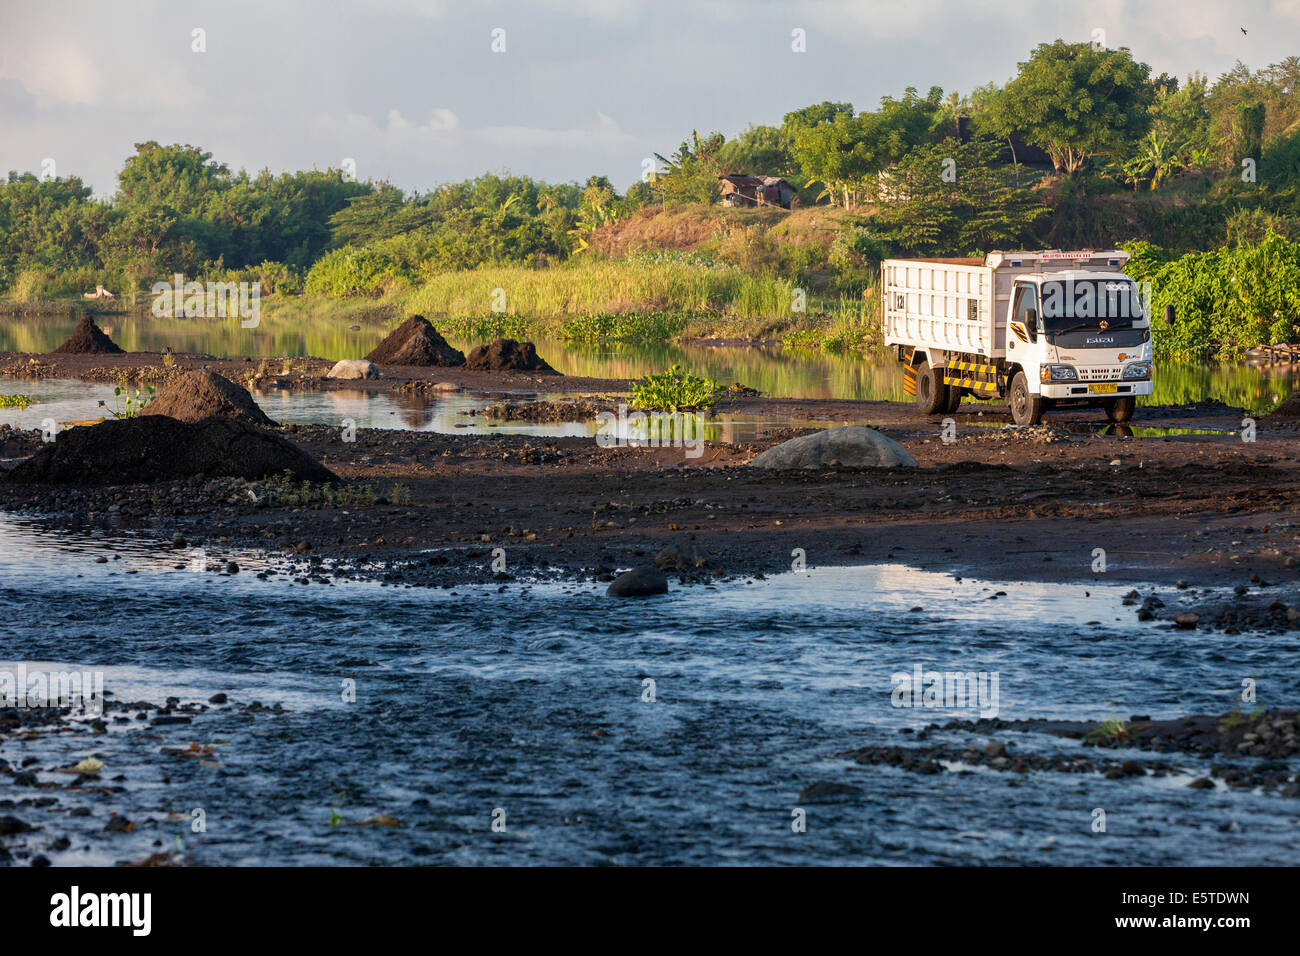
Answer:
98;384;155;419
0;393;32;409
1084;715;1131;745
630;365;719;411
1126;230;1300;358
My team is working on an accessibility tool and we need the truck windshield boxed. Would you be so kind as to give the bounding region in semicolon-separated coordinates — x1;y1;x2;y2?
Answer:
1038;279;1144;331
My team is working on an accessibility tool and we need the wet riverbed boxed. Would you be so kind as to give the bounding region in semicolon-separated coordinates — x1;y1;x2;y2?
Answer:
1;515;1296;865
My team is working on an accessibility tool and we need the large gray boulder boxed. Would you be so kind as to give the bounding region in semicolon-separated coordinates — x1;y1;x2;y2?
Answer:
327;359;379;380
750;426;917;469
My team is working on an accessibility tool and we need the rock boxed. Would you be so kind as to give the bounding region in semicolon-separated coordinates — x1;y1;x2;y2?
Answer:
653;545;688;571
0;815;31;836
1120;759;1145;776
326;359;379;380
607;566;669;597
750;426;917;469
8;416;334;485
141;370;276;426
984;740;1007;758
1188;776;1215;789
797;781;864;803
1174;613;1199;629
51;315;124;354
103;816;134;833
208;693;228;704
464;338;557;373
365;315;464;367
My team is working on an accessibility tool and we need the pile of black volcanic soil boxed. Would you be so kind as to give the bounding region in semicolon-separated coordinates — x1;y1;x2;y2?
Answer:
50;315;124;354
140;369;276;426
364;315;464;366
6;416;333;485
464;338;556;373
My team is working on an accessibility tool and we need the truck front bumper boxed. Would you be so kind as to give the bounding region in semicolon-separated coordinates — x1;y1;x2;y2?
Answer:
1040;380;1154;400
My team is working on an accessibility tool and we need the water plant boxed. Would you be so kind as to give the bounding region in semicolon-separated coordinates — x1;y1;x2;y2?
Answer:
0;393;32;409
630;364;718;411
98;384;155;418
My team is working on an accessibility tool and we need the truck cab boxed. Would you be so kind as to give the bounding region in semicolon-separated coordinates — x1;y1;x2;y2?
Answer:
1004;270;1154;425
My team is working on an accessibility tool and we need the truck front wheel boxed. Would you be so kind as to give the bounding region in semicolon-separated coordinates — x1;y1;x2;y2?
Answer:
1105;397;1136;423
1008;371;1045;426
914;360;948;415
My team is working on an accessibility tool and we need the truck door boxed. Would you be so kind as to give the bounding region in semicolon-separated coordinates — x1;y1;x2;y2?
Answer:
1008;281;1038;352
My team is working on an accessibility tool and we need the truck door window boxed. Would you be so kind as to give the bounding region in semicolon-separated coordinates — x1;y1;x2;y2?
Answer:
1013;284;1038;335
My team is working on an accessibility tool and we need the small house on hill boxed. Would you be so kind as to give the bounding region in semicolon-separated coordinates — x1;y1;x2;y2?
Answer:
719;174;796;209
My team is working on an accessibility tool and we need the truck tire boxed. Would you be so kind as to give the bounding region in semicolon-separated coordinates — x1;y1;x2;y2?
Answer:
1105;397;1136;423
1008;371;1045;426
914;360;948;415
942;386;963;413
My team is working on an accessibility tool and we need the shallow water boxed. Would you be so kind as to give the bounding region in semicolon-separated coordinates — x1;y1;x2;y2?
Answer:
0;378;826;443
2;312;1297;412
1;515;1296;865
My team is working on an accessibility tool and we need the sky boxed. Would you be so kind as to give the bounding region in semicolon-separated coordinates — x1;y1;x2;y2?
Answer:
1;0;1297;197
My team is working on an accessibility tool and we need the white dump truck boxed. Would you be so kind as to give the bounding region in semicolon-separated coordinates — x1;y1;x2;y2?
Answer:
881;250;1155;426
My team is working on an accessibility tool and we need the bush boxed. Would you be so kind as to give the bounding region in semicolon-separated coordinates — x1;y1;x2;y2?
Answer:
630;364;718;411
1126;230;1300;357
12;267;51;300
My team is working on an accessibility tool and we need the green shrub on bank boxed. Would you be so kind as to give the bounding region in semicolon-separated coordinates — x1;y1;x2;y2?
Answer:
1125;229;1300;358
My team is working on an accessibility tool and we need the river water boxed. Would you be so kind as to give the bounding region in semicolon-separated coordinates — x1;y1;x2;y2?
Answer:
2;311;1297;412
1;515;1297;865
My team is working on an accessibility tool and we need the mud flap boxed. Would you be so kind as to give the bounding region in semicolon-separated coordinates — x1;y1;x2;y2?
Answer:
901;347;917;397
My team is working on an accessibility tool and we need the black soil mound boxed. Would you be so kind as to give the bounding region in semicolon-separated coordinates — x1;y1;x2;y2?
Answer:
51;315;124;355
8;416;333;485
464;338;556;374
365;315;464;366
1268;390;1300;420
141;370;276;426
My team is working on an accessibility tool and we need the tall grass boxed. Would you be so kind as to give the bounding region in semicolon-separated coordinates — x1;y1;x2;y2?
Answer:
402;259;879;349
404;260;798;320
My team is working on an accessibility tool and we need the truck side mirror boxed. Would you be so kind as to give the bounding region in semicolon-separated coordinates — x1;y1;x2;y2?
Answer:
1164;304;1175;327
1024;309;1038;341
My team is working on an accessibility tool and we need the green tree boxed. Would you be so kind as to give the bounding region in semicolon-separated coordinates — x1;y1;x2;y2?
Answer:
868;139;1046;254
995;40;1155;175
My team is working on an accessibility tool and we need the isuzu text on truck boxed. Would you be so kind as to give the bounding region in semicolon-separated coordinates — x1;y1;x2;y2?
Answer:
882;250;1154;426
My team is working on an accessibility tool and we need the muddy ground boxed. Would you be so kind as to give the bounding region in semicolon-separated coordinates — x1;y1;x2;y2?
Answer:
2;348;1300;627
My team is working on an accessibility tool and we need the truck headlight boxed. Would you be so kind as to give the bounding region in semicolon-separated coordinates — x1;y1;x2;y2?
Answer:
1122;361;1152;381
1040;364;1078;382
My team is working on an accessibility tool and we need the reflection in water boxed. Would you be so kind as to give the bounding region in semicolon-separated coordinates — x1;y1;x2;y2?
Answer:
3;312;1297;412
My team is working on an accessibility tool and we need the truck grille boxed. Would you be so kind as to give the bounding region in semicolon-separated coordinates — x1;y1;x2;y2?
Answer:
1077;367;1121;381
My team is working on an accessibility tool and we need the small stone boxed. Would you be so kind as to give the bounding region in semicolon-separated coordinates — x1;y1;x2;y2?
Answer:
1174;613;1199;629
